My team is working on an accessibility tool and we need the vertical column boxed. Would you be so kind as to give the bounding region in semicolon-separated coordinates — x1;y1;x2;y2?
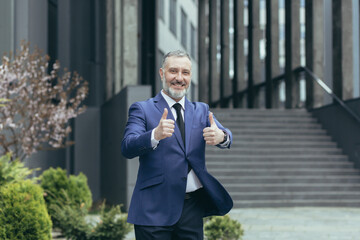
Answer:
291;0;301;107
140;0;156;95
209;0;219;105
285;0;300;108
0;0;14;55
247;0;254;108
123;0;139;87
106;0;115;100
233;0;245;107
306;0;324;108
220;0;230;107
270;0;281;108
114;0;123;95
250;0;262;107
265;0;273;108
332;0;342;99
341;0;354;100
198;0;209;103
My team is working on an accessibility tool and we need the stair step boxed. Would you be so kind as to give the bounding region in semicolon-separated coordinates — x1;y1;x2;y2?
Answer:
207;161;353;169
209;168;360;176
221;122;321;129
205;154;348;161
217;176;360;184
231;191;360;200
232;135;333;141
207;109;360;208
233;199;360;208
212;109;311;117
227;141;337;148
217;117;321;124
206;148;343;155
232;128;328;135
223;183;360;192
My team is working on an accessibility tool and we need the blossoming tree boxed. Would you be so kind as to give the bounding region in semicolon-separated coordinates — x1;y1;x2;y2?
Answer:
0;42;88;161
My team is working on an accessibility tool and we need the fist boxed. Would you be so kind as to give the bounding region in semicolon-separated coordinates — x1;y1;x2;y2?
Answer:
154;108;175;141
203;112;225;145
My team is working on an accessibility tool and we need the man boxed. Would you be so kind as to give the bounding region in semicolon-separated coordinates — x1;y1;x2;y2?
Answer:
121;50;233;239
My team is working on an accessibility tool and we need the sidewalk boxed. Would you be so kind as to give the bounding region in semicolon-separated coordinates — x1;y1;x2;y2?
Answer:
53;207;360;239
124;207;360;240
229;207;360;240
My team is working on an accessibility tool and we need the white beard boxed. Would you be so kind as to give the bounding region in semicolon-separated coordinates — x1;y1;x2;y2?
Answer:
162;77;188;99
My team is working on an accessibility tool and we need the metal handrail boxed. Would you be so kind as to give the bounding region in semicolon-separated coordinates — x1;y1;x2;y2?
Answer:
210;66;360;125
301;66;360;125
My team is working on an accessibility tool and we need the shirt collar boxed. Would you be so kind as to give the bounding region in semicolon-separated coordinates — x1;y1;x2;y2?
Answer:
161;90;185;110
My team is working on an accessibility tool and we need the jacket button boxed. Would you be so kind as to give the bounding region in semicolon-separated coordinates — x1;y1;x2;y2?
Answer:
182;177;187;181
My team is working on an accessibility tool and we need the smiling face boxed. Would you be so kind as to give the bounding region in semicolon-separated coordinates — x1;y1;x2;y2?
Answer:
159;56;192;101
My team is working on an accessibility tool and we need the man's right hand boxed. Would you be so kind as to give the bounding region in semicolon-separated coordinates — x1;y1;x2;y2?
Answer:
154;108;175;141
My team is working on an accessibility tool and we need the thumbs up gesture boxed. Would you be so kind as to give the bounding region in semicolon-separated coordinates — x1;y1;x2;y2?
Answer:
154;108;175;141
203;112;225;145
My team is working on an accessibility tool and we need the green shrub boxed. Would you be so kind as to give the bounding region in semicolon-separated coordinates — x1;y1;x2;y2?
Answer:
0;180;52;240
50;201;90;240
50;201;131;240
204;215;244;240
40;167;92;213
0;153;36;187
89;203;132;240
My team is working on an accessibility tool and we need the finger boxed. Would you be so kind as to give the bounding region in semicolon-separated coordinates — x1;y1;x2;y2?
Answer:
209;112;216;127
203;132;215;138
163;119;175;125
162;108;168;120
203;127;211;133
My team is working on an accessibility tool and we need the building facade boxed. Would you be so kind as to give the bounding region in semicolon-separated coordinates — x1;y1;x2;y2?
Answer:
1;0;360;208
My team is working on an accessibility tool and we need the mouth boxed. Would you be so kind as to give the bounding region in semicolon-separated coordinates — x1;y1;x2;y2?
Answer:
170;80;186;89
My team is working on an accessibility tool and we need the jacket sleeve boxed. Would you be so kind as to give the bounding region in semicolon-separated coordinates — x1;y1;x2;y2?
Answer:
121;102;154;159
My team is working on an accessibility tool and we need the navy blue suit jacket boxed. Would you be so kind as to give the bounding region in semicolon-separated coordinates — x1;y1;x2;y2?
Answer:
121;93;233;226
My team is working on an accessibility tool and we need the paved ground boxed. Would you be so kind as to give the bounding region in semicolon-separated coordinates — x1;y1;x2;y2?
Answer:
54;207;360;239
124;207;360;240
229;207;360;240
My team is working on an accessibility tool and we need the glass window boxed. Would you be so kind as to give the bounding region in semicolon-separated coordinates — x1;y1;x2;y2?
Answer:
181;8;187;48
169;0;177;36
158;0;165;21
190;24;196;59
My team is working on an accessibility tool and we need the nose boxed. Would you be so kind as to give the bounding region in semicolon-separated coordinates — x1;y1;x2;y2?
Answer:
175;72;183;80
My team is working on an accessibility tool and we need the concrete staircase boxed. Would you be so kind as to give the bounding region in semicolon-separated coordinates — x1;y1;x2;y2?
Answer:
206;109;360;208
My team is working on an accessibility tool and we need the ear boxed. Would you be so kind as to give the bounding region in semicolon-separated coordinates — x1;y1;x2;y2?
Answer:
159;68;164;80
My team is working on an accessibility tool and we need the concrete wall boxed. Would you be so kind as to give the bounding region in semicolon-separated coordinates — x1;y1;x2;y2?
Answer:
311;98;360;168
101;85;151;209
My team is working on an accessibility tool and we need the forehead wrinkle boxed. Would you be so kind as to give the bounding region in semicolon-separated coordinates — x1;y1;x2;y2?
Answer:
163;56;192;70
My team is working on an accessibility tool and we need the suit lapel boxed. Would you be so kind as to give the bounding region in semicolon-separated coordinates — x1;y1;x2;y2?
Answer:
184;98;194;153
153;93;185;152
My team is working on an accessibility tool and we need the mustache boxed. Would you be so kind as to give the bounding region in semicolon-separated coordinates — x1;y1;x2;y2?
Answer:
170;80;186;86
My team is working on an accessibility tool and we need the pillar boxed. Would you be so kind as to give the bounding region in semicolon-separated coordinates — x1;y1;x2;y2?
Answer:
306;0;324;108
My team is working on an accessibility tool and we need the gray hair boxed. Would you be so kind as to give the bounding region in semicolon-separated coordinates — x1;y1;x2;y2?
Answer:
161;50;192;69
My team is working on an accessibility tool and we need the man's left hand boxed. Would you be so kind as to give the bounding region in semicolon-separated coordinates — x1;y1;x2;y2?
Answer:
203;112;225;145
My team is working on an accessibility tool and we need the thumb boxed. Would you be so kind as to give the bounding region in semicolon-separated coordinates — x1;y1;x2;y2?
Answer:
209;112;216;127
161;108;168;120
